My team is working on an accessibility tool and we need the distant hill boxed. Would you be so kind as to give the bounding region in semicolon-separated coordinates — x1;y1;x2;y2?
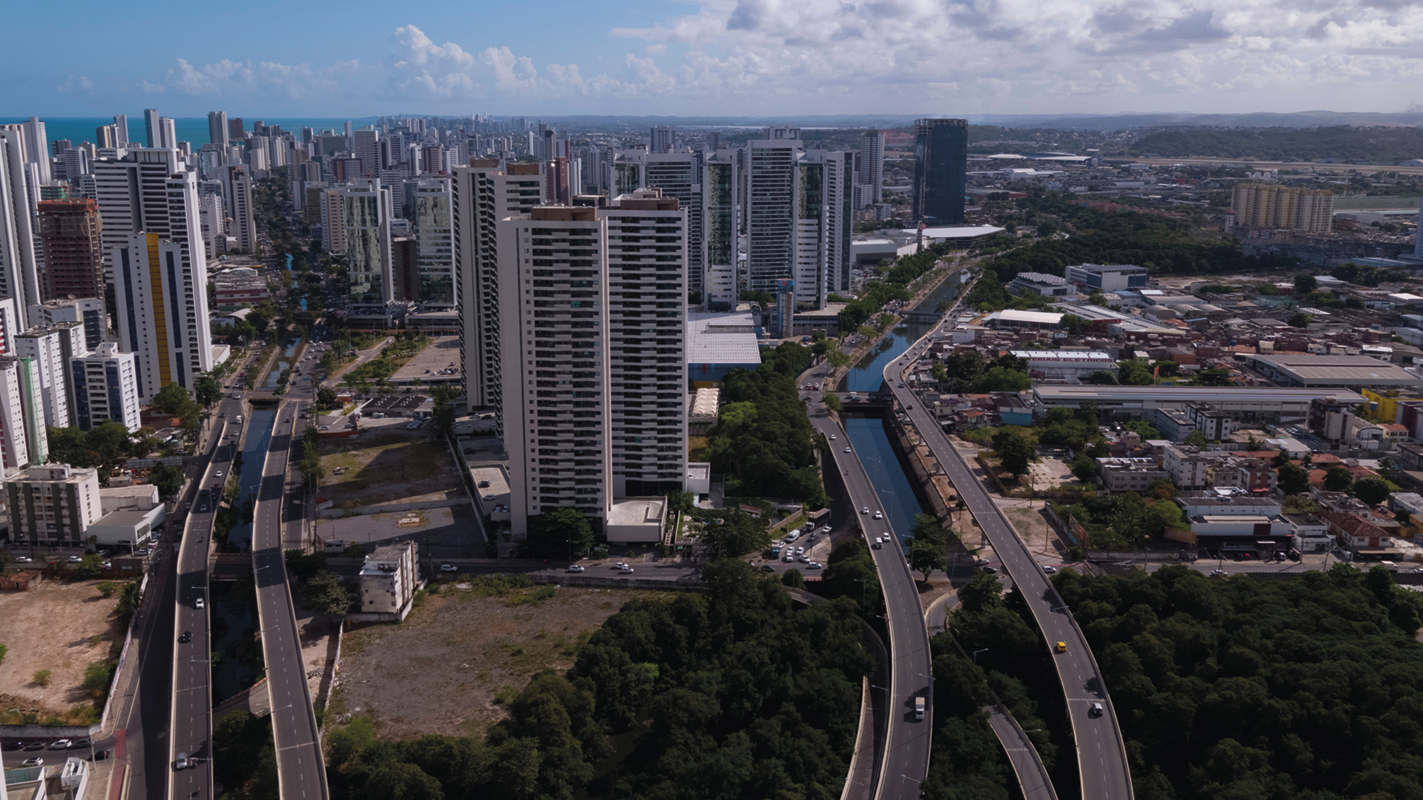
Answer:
1128;125;1423;164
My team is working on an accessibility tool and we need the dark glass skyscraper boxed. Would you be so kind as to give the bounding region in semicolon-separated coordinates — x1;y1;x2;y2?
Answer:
912;118;968;226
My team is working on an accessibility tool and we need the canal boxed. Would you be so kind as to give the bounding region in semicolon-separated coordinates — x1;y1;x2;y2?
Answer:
262;336;303;392
225;409;277;552
841;275;965;552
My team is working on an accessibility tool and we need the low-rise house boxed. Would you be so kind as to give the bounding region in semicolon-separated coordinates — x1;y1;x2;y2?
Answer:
1321;512;1396;559
1285;513;1330;553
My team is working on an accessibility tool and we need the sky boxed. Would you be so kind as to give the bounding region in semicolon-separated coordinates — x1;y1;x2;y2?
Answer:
4;0;1423;119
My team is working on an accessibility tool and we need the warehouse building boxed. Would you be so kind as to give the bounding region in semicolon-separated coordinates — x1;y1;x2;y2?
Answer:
1034;385;1366;422
1245;353;1423;390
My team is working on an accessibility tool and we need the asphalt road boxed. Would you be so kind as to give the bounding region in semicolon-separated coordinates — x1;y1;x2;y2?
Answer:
169;395;244;800
797;371;934;800
251;399;328;800
886;340;1135;800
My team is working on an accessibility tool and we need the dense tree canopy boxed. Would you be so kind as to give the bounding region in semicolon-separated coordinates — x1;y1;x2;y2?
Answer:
1055;564;1423;800
1130;125;1423;164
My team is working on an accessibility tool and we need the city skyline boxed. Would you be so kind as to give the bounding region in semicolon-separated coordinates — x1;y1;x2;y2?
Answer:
4;0;1422;117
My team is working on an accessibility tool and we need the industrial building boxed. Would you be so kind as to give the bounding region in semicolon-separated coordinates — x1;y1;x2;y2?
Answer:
1008;350;1115;382
1064;264;1148;292
1033;385;1366;422
1245;353;1423;390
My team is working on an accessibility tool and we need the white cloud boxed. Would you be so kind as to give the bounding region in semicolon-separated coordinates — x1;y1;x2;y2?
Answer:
55;75;93;94
130;7;1423;113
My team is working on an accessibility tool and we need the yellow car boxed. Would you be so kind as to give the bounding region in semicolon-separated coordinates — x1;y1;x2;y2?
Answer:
1055;641;1067;654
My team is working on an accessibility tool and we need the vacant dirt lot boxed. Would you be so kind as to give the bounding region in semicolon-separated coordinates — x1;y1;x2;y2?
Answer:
0;578;121;714
320;428;463;507
333;583;660;740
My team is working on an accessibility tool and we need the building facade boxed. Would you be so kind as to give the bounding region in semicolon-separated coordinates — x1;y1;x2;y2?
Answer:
71;342;141;432
38;199;104;301
112;232;214;401
1231;184;1334;234
912;118;968;226
14;322;84;429
29;297;105;351
4;464;102;548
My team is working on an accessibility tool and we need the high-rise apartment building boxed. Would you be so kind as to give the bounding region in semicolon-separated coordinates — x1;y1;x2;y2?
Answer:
650;126;675;154
411;181;454;309
113;115;129;148
0;356;46;469
497;206;612;532
198;191;225;259
0;131;43;327
96;124;118;150
745;133;853;308
354;129;380;177
912;118;968;226
451;161;545;410
156;117;177;151
208;111;229;151
342;182;394;324
610;151;706;304
93;148;186;294
1416;206;1423;259
112;232;214;401
14;321;85;429
30;297;105;351
71;342;140;431
601;190;688;497
19;118;51;186
1231;184;1334;234
228;118;245;141
320;188;346;255
143;109;161;148
4;464;101;548
224;165;257;251
38;199;104;301
859;130;885;207
703;151;738;310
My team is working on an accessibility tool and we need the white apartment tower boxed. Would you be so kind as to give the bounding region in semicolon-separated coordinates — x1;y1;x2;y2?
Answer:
19;118;51;186
650;126;675;154
225;165;257;251
112;233;213;401
498;206;612;534
0;356;45;469
14;321;85;429
0;130;43;327
746;133;853;308
451;160;546;410
71;342;141;432
30;297;105;351
601;190;688;497
610;151;705;304
198;191;225;259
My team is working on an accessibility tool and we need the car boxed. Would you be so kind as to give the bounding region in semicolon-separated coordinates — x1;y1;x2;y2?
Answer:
439;563;458;573
982;566;998;574
795;546;805;554
807;562;822;570
199;505;208;512
861;506;869;515
24;742;45;751
1089;702;1104;718
1055;641;1067;653
2;741;24;751
873;536;883;549
786;531;799;542
95;749;110;760
194;597;204;610
820;525;831;533
844;446;851;453
15;556;31;563
566;565;585;573
21;757;43;767
873;511;883;520
67;555;82;563
1210;569;1228;577
175;752;190;770
619;566;634;574
214;471;223;478
974;557;991;566
1042;565;1058;574
784;554;794;563
49;740;72;750
102;561;111;570
760;564;776;573
179;631;191;643
615;562;628;570
829;434;836;441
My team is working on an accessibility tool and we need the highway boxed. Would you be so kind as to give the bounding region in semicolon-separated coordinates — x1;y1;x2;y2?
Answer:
169;394;244;800
885;330;1135;800
251;398;328;800
797;371;934;800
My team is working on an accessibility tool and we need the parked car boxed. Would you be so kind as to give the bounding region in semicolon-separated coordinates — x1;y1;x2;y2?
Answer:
67;555;82;563
2;741;25;751
22;757;43;767
15;556;31;563
439;564;457;573
982;566;998;574
807;562;822;570
1042;565;1058;574
49;740;72;750
820;525;831;534
24;742;45;751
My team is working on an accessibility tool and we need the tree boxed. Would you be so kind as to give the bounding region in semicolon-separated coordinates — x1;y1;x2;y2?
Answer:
823;393;843;412
1146;477;1178;500
973;366;1031;393
992;428;1035;481
1155;360;1181;378
1087;370;1119;385
1287;312;1312;329
1323;466;1354;493
1192;368;1233;387
1184;430;1210;448
781;569;805;589
300;570;352;624
958;571;1004;614
1124;419;1162;440
115;580;142;626
73;554;103;580
1294;273;1317;295
317;387;339;410
1070;453;1099;483
1061;314;1087;335
907;513;948;583
195;374;222;408
149;463;184;498
699;510;771;559
523;507;595;561
153;382;192;415
431;386;457;438
1353;477;1390;506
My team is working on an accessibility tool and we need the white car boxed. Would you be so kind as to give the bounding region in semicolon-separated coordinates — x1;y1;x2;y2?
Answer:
214;471;223;478
194;597;204;609
566;565;586;573
829;434;836;440
439;564;458;573
807;562;823;570
15;556;31;563
873;511;883;520
784;554;795;562
844;447;852;453
820;525;831;533
1042;565;1058;574
862;506;870;515
619;566;634;574
795;546;805;554
615;562;628;570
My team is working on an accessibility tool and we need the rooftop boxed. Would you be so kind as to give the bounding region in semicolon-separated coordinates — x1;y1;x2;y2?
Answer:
608;496;667;526
1011;272;1068;286
1247;353;1421;387
1034;385;1366;404
901;225;1006;239
687;311;762;365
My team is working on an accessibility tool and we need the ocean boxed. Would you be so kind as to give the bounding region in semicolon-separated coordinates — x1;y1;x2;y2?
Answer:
0;117;375;150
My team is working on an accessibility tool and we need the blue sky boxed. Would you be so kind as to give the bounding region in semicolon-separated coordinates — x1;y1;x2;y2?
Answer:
4;0;1422;118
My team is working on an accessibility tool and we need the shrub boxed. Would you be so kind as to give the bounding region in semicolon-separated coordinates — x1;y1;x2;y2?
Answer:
33;669;51;686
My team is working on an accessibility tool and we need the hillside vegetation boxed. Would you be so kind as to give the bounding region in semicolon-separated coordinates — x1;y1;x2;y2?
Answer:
1131;126;1423;164
1056;564;1423;800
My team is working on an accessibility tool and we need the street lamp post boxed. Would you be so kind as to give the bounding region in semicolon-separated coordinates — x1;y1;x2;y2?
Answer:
973;647;988;665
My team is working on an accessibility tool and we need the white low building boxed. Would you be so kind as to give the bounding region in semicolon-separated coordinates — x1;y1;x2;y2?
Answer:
1009;350;1116;382
606;497;667;543
357;541;418;622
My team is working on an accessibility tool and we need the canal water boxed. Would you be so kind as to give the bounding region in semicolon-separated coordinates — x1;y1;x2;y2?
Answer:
285;254;309;311
262;337;303;391
225;409;277;552
841;276;964;551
